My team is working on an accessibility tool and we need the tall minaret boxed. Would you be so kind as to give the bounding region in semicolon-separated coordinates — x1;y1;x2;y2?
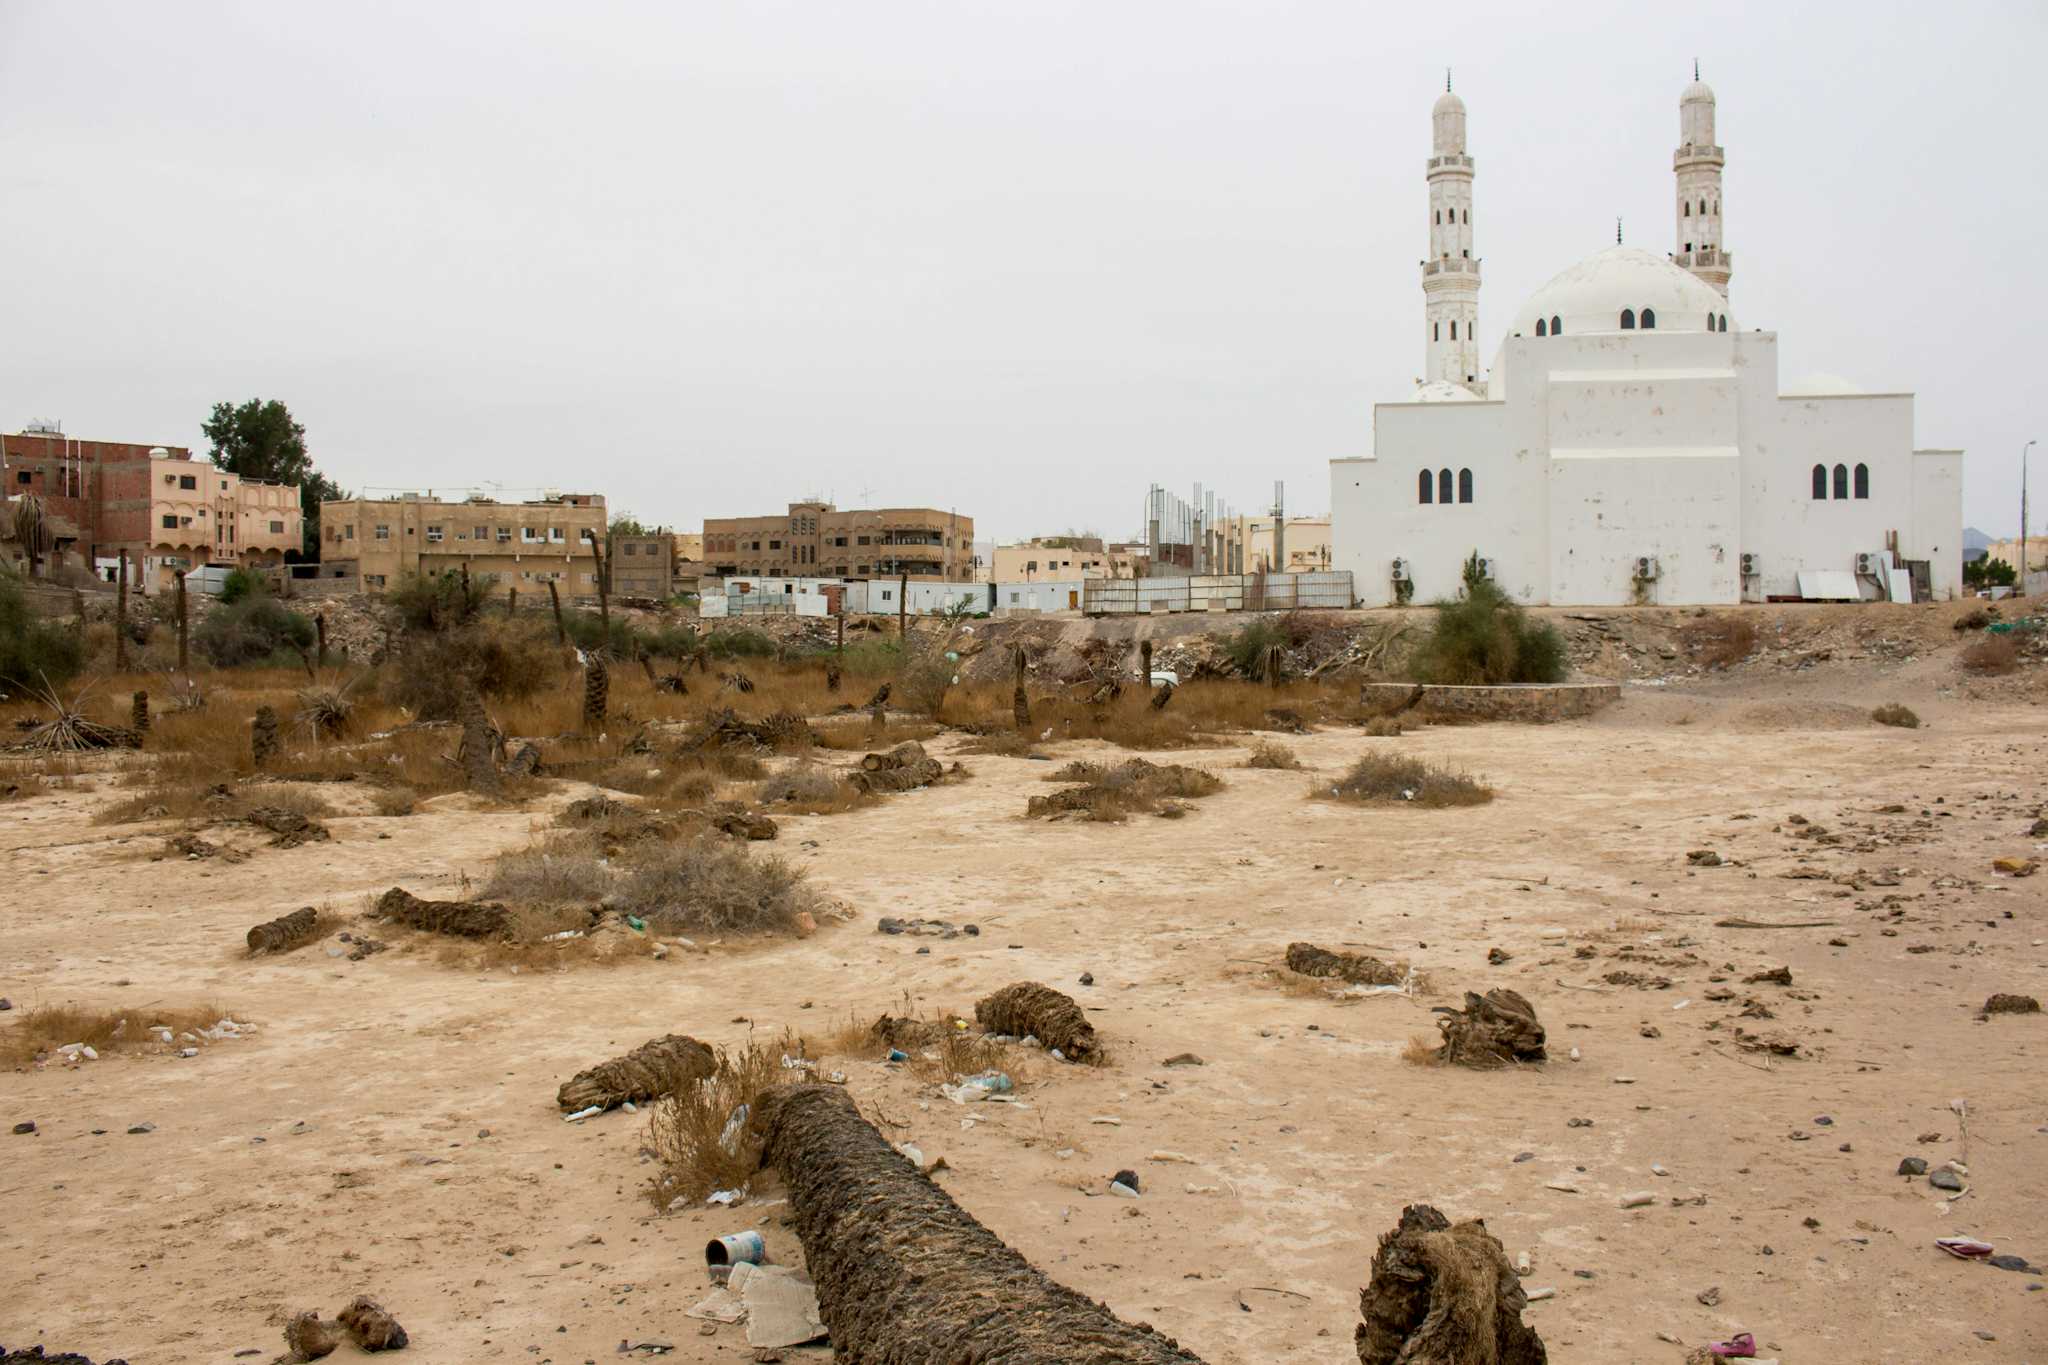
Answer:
1423;71;1480;389
1674;62;1732;298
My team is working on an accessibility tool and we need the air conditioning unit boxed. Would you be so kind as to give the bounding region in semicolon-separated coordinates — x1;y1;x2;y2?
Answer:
1474;558;1496;581
1739;552;1759;577
1633;556;1661;581
1854;552;1879;576
1390;558;1411;582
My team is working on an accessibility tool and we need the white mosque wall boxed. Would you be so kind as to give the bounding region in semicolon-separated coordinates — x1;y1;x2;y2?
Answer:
1330;400;1514;607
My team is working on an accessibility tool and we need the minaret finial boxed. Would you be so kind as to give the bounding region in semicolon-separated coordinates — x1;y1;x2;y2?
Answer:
1446;68;1452;93
1616;217;1623;244
1693;58;1700;81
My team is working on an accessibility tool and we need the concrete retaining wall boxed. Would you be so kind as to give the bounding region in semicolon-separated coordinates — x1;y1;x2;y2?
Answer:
1359;680;1620;723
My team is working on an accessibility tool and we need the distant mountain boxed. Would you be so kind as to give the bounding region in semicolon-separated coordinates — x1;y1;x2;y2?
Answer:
1963;526;1995;552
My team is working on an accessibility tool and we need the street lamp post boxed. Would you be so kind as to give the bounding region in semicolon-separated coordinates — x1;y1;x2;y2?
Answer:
2026;439;2039;598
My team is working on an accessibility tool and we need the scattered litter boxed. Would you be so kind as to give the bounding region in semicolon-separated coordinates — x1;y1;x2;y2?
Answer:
563;1105;603;1123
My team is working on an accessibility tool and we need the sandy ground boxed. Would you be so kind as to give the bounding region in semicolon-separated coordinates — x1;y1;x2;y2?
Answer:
3;659;2046;1364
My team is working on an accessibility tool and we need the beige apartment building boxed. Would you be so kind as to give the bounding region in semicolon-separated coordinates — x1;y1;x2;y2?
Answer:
1232;515;1333;574
2;424;301;591
609;532;674;599
320;491;607;598
703;501;974;580
988;536;1148;582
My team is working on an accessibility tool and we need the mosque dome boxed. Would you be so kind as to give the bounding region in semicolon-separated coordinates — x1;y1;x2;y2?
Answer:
1433;89;1466;118
1505;246;1731;340
1431;86;1467;155
1411;379;1480;403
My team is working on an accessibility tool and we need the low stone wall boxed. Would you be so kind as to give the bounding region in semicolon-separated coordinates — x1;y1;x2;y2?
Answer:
1359;680;1620;723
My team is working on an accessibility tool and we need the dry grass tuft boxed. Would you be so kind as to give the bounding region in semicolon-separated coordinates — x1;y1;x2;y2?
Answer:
1361;715;1405;738
645;1035;792;1209
1399;1034;1443;1067
1241;740;1303;770
1027;757;1223;822
1871;702;1921;729
1681;614;1760;669
1960;635;2019;676
1317;752;1493;807
1;1001;239;1065
955;729;1039;758
757;762;871;815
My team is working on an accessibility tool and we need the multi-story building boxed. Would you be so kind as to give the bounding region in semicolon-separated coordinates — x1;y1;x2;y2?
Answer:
988;536;1149;582
320;491;607;599
1;421;301;591
1231;515;1334;574
609;531;675;600
702;501;974;581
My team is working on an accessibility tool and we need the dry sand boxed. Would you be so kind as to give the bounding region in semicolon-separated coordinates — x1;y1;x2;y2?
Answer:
3;660;2045;1363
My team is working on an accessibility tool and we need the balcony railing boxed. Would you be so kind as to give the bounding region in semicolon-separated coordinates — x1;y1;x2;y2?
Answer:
1673;248;1732;269
1422;258;1481;277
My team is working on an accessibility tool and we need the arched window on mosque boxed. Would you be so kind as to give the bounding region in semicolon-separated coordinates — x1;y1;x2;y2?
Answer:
1854;464;1870;499
1551;315;1561;335
1449;321;1458;340
1641;308;1657;329
1439;468;1454;504
1720;315;1729;333
1462;209;1469;224
1418;470;1433;504
1683;201;1691;217
1433;322;1439;341
1435;210;1441;224
1459;468;1474;503
1620;309;1636;329
1536;318;1547;337
1832;464;1849;500
1811;464;1828;500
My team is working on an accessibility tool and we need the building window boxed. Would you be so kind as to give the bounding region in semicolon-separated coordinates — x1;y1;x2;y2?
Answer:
345;525;355;540
1833;463;1849;499
1550;315;1561;335
1434;210;1441;224
1718;314;1728;333
426;524;444;542
1536;318;1547;337
622;542;636;555
1684;201;1692;217
1854;463;1870;499
1438;468;1454;504
161;514;177;529
270;520;284;534
375;524;390;539
497;527;511;542
1620;309;1636;329
769;539;781;550
1433;322;1439;341
1449;321;1458;340
178;474;196;490
1641;308;1656;329
1459;468;1474;503
1811;465;1827;500
857;536;870;546
1462;209;1468;224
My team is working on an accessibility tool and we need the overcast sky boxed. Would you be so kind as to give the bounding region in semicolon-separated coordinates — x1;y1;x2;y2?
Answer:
4;1;2040;543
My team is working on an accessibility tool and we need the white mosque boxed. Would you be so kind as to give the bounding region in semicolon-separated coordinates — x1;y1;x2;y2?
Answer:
1329;71;1963;607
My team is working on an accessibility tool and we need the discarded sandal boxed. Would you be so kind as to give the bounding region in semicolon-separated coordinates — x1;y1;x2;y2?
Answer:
1934;1237;1995;1260
1708;1334;1757;1359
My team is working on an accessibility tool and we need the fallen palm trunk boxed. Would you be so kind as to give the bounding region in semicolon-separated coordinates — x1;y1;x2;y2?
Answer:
1433;989;1546;1066
374;886;511;939
1286;942;1406;986
975;981;1098;1060
247;906;319;955
686;708;818;751
556;1034;715;1112
337;1297;406;1352
1355;1204;1546;1365
756;1084;1206;1364
246;806;332;848
850;748;943;794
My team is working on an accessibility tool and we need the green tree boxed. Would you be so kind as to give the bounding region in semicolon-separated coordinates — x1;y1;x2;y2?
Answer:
609;512;649;536
1964;556;2016;590
201;399;346;559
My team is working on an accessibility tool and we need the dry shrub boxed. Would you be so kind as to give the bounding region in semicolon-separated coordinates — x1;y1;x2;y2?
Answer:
1028;757;1222;822
1681;614;1759;669
1871;702;1921;729
371;785;418;816
98;778;334;826
482;835;612;907
812;718;940;752
380;619;564;721
758;762;869;815
1;1001;236;1065
1961;635;2019;676
1241;740;1302;770
645;1035;790;1209
1362;715;1404;737
1399;1033;1442;1067
612;835;824;936
1319;752;1492;807
955;729;1038;757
